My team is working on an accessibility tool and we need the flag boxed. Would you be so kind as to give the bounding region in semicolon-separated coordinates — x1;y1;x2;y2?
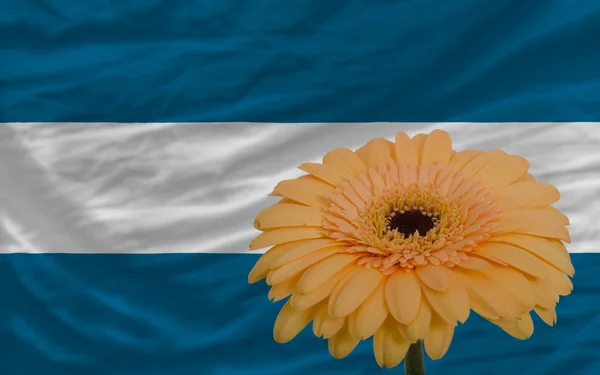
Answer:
1;2;600;375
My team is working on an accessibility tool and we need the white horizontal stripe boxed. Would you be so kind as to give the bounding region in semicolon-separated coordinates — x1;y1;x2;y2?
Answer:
1;123;598;254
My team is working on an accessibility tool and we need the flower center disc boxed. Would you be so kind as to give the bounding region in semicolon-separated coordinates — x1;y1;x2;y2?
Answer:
322;160;503;273
387;210;436;238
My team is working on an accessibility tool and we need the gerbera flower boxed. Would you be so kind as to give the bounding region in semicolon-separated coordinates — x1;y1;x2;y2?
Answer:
248;129;574;369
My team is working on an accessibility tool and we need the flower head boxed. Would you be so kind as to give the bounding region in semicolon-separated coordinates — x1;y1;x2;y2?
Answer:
248;130;574;368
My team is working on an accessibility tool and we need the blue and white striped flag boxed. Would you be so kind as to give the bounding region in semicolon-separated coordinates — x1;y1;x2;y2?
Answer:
2;2;600;375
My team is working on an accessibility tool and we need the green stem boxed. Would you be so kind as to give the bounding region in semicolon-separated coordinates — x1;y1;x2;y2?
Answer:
404;341;426;375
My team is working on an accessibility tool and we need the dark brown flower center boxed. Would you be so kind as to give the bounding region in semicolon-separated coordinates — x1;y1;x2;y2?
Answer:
387;210;436;237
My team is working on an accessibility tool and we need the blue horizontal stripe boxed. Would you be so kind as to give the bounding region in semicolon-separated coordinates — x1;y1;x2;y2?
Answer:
0;253;598;375
3;1;600;122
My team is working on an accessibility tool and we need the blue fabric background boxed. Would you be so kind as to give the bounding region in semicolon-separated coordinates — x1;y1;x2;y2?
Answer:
0;254;598;375
3;0;600;122
1;1;599;374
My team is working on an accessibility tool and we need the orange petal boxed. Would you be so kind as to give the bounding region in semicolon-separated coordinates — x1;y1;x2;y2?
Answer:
534;306;557;326
328;325;360;359
249;227;325;250
395;132;418;165
312;301;345;339
529;277;558;309
268;273;302;302
424;313;455;360
457;257;491;270
267;246;342;285
273;300;315;343
404;299;432;342
291;265;356;310
322;148;368;177
455;270;521;320
373;317;411;368
491;311;534;340
356;138;395;168
515;173;535;183
348;280;389;340
385;270;421;324
272;176;334;207
297;253;359;293
493;181;560;210
274;238;340;267
248;241;303;283
416;265;450;292
460;150;507;177
491;233;574;276
298;163;347;187
421;269;470;324
329;266;383;318
254;203;323;230
411;133;428;165
496;208;571;243
474;243;548;278
421;129;453;166
448;150;484;171
472;155;529;190
545;264;573;296
481;265;535;310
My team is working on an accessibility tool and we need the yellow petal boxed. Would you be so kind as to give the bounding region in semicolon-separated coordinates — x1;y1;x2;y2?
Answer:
421;129;453;166
328;326;360;359
494;181;560;210
460;150;507;177
274;238;340;268
273;300;315;343
424;313;455;360
297;253;359;293
249;227;325;250
348;280;388;340
496;208;571;243
329;266;383;318
448;150;484;171
355;138;394;168
312;301;345;339
323;148;367;178
272;177;334;207
455;270;521;320
421;269;470;324
395;132;418;165
254;204;323;230
474;242;548;278
490;233;574;276
385;270;422;324
373;318;411;368
534;306;557;326
492;311;534;340
291;265;356;310
298;163;347;187
267;246;342;285
472;155;529;190
248;241;303;283
481;266;535;310
404;299;432;342
416;265;450;292
268;273;302;302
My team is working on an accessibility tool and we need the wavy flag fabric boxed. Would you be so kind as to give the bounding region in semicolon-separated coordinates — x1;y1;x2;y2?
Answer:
2;2;600;375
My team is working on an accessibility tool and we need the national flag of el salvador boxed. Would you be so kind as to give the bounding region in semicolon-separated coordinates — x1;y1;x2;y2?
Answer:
1;1;599;375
